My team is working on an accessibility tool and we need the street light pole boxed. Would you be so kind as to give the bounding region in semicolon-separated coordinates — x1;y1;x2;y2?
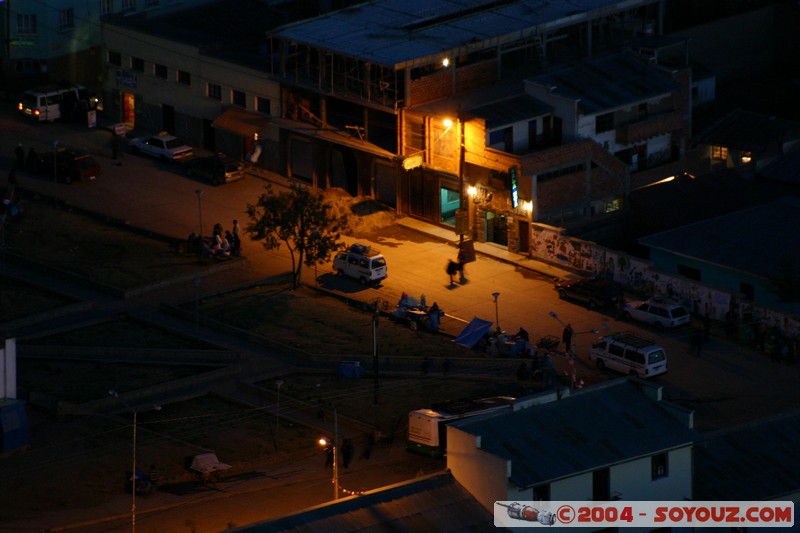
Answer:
492;292;501;333
318;406;339;501
109;390;160;533
53;140;59;206
194;189;204;253
275;379;284;441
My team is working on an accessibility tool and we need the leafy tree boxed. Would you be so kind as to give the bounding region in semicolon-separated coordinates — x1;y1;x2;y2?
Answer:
246;182;349;290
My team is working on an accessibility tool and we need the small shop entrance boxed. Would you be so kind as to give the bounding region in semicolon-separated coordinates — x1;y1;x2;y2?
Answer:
485;211;508;247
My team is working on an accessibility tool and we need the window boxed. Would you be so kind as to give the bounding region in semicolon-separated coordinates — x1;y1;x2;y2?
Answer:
122;0;136;10
651;453;668;480
131;57;144;72
100;0;113;16
108;51;122;66
740;282;754;301
177;70;191;85
256;97;271;115
232;90;246;108
711;145;728;161
677;264;701;281
596;112;615;133
59;8;75;29
592;468;610;501
154;64;167;79
532;484;550;502
145;0;160;6
207;83;221;100
17;14;37;34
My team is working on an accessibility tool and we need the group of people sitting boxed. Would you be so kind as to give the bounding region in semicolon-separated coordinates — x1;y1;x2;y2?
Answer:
186;220;242;258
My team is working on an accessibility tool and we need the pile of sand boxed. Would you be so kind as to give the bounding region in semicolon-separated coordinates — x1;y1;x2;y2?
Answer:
324;187;397;235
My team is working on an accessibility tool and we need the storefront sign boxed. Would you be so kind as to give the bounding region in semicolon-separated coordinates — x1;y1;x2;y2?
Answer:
403;154;423;170
510;166;519;208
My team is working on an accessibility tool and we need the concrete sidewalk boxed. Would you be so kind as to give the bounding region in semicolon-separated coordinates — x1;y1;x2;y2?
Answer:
243;164;580;282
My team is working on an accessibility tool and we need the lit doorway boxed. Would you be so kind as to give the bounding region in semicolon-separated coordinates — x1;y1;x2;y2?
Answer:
485;211;508;247
440;187;460;226
122;92;135;126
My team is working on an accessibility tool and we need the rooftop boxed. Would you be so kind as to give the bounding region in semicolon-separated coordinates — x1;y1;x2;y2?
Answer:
638;195;800;280
695;408;800;500
233;471;503;532
526;52;681;114
270;0;661;68
693;109;800;153
450;378;696;488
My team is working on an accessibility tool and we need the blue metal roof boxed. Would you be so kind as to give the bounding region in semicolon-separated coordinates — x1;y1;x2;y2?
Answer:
271;0;661;67
695;409;800;500
451;379;696;488
468;94;553;129
638;195;800;280
526;52;681;114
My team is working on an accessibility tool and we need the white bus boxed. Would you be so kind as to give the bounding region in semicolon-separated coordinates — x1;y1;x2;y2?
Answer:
18;82;90;122
407;396;515;458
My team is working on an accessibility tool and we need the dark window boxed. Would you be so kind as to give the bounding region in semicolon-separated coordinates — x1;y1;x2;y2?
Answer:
609;344;625;357
677;264;701;281
207;83;221;100
740;282;754;301
154;64;167;79
232;90;246;108
17;14;37;34
178;70;191;85
489;129;505;146
624;350;644;364
131;57;144;72
596;112;615;133
533;483;550;501
528;119;537;151
256;97;271;114
651;453;668;480
108;51;122;66
592;468;610;501
59;8;75;29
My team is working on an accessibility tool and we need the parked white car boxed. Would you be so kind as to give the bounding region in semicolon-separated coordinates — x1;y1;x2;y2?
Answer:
129;133;193;161
333;243;387;285
622;297;691;330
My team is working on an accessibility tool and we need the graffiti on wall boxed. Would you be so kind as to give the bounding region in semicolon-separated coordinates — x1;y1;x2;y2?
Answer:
530;223;799;337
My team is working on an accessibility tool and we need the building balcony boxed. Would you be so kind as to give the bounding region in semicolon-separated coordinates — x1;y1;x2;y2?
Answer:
615;110;684;145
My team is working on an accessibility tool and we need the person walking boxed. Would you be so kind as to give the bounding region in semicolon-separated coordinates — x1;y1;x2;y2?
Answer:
14;143;25;170
232;219;241;256
342;439;354;469
562;324;574;353
446;260;458;285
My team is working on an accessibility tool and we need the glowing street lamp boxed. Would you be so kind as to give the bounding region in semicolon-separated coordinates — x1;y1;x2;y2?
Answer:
318;407;339;500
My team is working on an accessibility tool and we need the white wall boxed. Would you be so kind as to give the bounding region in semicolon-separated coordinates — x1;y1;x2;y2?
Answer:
447;426;511;512
612;447;693;501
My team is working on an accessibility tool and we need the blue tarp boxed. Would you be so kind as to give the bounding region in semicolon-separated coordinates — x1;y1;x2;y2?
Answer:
454;317;493;349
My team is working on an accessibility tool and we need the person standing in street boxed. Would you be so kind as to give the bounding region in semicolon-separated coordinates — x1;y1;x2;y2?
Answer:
562;324;574;353
15;143;25;170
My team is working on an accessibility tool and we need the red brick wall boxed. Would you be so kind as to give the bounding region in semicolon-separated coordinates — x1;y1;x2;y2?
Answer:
456;60;498;93
408;70;452;107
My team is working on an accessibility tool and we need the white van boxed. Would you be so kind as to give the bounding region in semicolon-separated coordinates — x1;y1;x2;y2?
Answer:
18;82;89;122
333;243;387;285
589;332;667;379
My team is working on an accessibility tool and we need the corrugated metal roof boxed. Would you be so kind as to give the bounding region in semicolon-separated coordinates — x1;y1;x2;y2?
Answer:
468;94;552;129
450;379;696;488
695;409;800;500
526;52;680;114
760;146;800;184
235;472;504;532
271;0;661;67
694;109;800;153
638;195;800;280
